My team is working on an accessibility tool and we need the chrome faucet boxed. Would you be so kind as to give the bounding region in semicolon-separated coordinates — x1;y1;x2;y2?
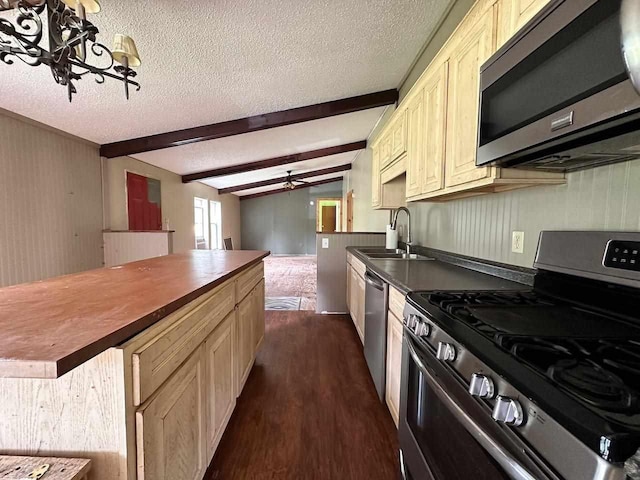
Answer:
391;207;412;255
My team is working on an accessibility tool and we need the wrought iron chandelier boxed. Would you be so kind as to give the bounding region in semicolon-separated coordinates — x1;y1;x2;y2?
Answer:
0;0;141;101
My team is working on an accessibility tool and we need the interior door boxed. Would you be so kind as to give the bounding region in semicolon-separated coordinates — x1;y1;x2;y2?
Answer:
321;206;337;233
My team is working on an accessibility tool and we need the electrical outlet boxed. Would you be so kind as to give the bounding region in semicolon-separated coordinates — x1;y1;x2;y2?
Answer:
512;231;525;254
322;238;329;249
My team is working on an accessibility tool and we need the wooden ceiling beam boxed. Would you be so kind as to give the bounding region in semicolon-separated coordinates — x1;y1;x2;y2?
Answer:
100;89;397;158
181;141;364;183
218;163;352;194
239;177;343;200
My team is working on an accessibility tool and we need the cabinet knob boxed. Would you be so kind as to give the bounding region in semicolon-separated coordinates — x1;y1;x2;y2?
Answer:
492;396;524;426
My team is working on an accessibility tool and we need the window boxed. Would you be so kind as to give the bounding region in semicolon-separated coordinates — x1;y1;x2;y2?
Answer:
210;201;222;250
194;197;209;249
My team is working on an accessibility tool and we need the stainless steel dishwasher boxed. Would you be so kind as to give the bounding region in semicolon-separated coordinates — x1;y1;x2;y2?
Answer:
364;269;389;402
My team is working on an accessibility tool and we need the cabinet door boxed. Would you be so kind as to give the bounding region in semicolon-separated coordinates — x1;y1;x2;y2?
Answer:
355;274;366;344
350;267;359;324
406;89;425;199
385;312;403;427
236;290;254;395
371;146;381;208
136;347;206;480
253;279;265;353
204;311;236;462
445;6;496;188
498;0;550;48
346;264;352;311
390;110;408;163
422;60;448;194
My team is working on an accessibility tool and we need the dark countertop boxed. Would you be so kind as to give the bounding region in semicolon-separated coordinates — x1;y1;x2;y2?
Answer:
347;247;531;294
0;250;269;379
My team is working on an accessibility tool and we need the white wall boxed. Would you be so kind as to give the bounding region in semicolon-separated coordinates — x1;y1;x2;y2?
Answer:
103;156;241;253
0;112;103;287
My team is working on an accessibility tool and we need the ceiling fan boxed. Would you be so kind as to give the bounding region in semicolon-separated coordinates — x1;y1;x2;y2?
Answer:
282;171;309;190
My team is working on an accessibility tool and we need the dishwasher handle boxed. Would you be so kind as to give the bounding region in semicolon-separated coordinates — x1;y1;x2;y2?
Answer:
364;271;385;291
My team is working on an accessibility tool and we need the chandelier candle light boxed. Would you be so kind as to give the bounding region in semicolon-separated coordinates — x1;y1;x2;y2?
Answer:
0;0;141;101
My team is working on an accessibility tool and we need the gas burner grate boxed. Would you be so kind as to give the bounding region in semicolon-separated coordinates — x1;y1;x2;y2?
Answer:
548;359;640;412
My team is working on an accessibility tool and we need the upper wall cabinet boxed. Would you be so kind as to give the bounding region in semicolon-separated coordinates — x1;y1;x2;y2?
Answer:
371;113;408;210
370;0;563;205
388;110;408;167
445;6;496;188
497;0;551;48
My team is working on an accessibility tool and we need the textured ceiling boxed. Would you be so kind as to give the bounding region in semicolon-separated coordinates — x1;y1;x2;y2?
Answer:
0;0;452;196
0;0;450;144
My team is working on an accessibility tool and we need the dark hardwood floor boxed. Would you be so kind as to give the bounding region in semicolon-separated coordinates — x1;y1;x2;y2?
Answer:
206;311;400;480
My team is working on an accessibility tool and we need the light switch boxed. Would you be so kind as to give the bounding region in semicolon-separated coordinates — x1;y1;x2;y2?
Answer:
512;231;524;254
322;238;329;249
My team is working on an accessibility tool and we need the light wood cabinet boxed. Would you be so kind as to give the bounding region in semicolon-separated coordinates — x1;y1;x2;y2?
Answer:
422;61;448;195
136;346;207;480
370;0;564;204
346;258;365;345
406;89;425;199
371;148;381;208
355;273;365;344
237;288;255;395
389;110;408;166
346;262;352;311
386;311;403;427
497;0;550;48
204;311;236;463
253;279;266;352
0;260;267;480
445;5;496;188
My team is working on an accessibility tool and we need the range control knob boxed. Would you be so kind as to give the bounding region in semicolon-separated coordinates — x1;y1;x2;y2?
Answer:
492;396;524;426
405;314;420;329
436;342;456;362
415;321;431;338
468;373;495;399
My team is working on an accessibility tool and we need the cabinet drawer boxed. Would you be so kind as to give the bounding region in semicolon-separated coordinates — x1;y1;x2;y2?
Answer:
236;262;264;302
389;286;405;321
351;256;366;279
132;281;235;406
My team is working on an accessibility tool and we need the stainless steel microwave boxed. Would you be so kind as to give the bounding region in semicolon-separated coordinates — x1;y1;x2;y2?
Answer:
477;0;640;172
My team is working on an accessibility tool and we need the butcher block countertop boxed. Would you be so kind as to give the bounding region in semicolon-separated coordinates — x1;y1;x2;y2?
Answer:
0;250;269;379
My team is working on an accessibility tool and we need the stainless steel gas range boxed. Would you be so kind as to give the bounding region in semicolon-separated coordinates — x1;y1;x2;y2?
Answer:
398;231;640;480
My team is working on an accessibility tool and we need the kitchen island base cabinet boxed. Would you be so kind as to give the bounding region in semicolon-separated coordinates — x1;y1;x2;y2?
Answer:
136;347;207;480
0;258;266;480
204;311;236;462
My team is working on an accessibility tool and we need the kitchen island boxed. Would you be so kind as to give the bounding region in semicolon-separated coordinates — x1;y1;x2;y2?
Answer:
0;250;269;480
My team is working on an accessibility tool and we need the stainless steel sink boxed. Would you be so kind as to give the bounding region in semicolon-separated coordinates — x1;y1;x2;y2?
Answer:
362;250;434;261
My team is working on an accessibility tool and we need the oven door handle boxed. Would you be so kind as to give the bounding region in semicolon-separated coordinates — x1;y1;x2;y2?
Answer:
406;338;538;480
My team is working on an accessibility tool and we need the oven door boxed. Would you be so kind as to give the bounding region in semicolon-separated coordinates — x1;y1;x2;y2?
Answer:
398;331;554;480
